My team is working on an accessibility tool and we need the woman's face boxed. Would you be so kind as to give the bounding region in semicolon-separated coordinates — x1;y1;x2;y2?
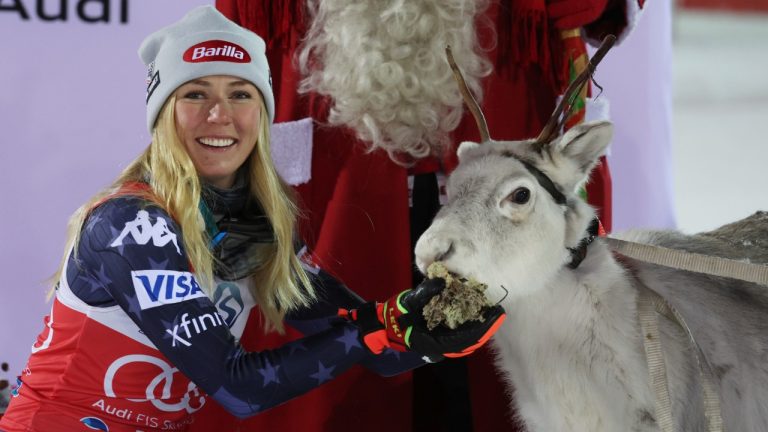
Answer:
174;75;262;189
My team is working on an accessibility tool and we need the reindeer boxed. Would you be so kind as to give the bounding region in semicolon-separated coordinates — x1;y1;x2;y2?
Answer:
414;40;768;431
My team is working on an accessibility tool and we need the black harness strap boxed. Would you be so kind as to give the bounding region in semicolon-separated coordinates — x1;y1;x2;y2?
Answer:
517;159;597;269
567;217;600;269
518;160;567;205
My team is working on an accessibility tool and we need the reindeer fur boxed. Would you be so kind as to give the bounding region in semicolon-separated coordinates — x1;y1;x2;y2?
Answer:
414;121;768;431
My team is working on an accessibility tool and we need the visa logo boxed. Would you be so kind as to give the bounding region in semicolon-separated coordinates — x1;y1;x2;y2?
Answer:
131;270;206;309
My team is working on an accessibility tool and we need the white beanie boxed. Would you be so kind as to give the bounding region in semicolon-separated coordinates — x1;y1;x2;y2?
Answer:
139;5;273;132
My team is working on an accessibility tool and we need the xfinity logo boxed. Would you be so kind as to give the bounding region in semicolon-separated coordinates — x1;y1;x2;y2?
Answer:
165;312;225;347
183;40;250;63
132;270;205;310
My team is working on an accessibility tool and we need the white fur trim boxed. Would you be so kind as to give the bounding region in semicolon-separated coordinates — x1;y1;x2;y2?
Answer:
586;97;612;156
584;0;645;47
271;117;313;185
619;0;644;44
585;97;610;123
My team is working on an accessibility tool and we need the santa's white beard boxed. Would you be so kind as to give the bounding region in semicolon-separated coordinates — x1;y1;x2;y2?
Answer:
297;0;491;162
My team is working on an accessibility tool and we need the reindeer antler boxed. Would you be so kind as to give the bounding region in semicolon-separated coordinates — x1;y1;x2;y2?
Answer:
534;34;617;150
446;45;490;143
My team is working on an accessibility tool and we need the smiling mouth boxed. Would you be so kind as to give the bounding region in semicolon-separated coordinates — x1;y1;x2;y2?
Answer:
197;137;237;148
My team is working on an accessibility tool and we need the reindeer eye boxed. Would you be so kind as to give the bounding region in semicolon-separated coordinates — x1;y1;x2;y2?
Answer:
508;187;530;204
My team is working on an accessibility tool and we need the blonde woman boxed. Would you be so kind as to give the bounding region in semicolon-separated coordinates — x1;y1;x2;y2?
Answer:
0;6;504;432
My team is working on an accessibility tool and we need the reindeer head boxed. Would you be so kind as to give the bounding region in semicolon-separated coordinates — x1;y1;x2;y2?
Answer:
415;37;615;301
415;122;612;300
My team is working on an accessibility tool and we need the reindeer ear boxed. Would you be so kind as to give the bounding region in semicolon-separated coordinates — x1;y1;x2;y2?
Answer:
457;141;481;162
554;121;613;178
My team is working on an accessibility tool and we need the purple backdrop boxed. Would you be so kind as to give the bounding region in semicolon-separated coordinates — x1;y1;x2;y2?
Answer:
596;2;676;231
0;0;214;377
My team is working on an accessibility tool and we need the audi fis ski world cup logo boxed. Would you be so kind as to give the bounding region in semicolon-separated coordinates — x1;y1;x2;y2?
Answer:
101;354;205;416
183;40;250;63
132;270;206;310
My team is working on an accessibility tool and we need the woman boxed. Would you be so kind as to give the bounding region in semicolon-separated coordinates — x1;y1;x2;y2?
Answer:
0;6;504;432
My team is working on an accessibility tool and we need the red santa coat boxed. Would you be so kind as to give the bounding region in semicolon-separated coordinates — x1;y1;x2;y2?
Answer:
190;1;643;431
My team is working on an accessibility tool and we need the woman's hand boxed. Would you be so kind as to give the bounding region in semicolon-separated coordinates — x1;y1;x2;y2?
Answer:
339;278;506;362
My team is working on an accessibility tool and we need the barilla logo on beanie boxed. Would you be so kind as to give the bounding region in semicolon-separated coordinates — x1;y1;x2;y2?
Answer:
184;40;251;63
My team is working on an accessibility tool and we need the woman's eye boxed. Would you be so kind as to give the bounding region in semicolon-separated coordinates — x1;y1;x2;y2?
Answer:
232;91;252;99
508;187;530;204
182;91;205;99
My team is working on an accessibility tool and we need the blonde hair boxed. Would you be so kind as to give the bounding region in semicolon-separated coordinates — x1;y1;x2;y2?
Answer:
297;0;492;162
53;94;313;333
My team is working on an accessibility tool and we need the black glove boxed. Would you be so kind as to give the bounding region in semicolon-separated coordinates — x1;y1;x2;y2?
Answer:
401;278;506;362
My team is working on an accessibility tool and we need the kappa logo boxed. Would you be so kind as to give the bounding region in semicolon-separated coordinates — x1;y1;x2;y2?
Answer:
183;40;250;63
132;270;206;310
111;210;181;254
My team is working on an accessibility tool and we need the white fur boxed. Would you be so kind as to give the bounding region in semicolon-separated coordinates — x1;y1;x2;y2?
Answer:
415;121;768;431
583;0;644;47
297;0;491;161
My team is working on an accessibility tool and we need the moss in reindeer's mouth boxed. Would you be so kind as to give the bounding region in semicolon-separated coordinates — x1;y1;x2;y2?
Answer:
422;262;492;330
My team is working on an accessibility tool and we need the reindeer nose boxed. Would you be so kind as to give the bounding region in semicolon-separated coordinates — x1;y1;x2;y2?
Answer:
414;231;454;274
